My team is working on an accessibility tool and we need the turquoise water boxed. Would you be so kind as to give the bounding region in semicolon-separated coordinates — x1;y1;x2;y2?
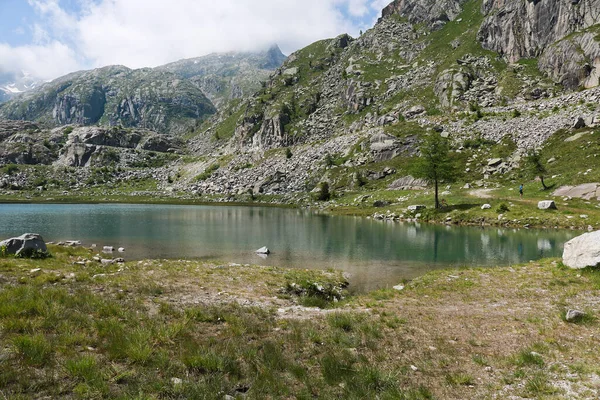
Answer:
0;204;576;291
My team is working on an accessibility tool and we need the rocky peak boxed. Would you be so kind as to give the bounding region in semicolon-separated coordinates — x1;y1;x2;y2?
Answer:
381;0;468;28
262;44;288;69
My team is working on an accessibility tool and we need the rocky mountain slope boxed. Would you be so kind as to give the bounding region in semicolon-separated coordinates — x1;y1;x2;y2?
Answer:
177;0;600;197
0;66;216;135
0;47;286;134
157;45;287;109
3;0;600;203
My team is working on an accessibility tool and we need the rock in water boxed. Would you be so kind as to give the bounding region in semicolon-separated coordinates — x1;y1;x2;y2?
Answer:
563;230;600;269
538;200;557;210
0;233;47;256
256;247;271;255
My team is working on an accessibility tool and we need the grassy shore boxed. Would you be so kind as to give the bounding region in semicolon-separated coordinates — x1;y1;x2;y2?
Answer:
3;182;600;231
0;246;598;399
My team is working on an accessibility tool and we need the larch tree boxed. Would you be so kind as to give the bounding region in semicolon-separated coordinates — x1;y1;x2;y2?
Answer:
411;133;458;209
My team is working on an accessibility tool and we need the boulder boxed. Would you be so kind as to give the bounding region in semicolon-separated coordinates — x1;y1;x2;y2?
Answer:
481;204;492;210
538;200;557;210
407;205;426;212
573;117;586;129
103;246;115;252
487;158;502;167
388;176;427;190
0;233;47;256
563;230;600;269
565;309;585;322
256;246;270;255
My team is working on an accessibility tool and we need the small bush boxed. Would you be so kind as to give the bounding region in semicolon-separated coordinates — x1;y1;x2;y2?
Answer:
314;182;331;201
194;164;220;182
496;203;510;213
4;164;19;175
512;109;522;118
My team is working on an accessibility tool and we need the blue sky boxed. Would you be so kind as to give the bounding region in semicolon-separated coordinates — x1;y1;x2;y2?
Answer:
0;0;390;80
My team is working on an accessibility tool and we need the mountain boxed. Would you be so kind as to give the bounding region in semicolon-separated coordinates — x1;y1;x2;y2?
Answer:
0;46;286;133
0;71;44;103
0;65;216;134
179;0;600;196
3;0;600;202
157;45;287;109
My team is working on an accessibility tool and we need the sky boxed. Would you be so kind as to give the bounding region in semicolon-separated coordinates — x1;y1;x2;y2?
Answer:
0;0;391;82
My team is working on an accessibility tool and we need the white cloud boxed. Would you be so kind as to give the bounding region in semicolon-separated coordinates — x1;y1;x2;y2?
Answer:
74;0;360;69
1;0;393;81
0;41;80;81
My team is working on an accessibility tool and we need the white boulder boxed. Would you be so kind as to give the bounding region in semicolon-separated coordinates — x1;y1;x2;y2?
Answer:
538;200;557;210
256;247;271;255
563;230;600;269
481;204;492;210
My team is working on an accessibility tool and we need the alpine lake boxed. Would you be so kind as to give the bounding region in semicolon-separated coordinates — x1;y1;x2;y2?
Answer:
0;203;577;292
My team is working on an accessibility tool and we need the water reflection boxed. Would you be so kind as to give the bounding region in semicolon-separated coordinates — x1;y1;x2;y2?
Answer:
0;204;578;291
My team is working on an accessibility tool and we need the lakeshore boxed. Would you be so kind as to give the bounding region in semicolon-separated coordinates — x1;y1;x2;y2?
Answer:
0;245;598;398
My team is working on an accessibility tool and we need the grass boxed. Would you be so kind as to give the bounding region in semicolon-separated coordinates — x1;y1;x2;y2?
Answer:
0;246;597;398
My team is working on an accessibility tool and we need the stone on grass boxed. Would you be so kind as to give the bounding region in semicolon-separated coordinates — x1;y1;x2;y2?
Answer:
256;247;270;255
565;309;585;322
538;200;557;210
481;204;492;210
563;230;600;269
407;205;426;212
0;233;47;256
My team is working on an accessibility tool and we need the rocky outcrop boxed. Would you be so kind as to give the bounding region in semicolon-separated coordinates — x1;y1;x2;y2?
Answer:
381;0;468;28
563;230;600;269
478;0;600;88
57;126;182;167
0;233;47;257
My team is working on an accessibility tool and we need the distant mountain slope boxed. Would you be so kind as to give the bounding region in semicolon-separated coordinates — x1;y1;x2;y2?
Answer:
0;66;216;134
0;46;285;133
0;71;44;103
157;45;287;109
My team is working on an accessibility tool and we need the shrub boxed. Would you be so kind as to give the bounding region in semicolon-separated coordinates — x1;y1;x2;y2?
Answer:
496;203;510;213
4;164;19;175
194;164;220;182
315;182;331;201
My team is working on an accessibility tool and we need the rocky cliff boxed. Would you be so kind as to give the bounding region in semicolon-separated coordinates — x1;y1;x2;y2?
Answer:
479;0;600;88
